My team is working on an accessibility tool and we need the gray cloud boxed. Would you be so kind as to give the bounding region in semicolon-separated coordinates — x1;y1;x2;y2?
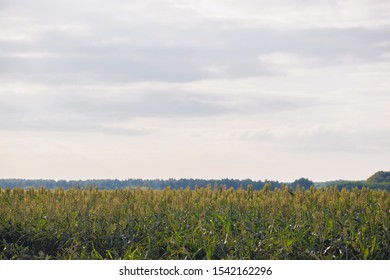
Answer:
293;128;390;154
0;85;319;134
234;124;390;155
1;0;390;180
1;1;389;84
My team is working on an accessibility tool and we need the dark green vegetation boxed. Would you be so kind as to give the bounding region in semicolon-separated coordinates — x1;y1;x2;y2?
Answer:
316;171;390;191
1;171;389;191
0;178;282;190
0;186;388;260
367;171;390;184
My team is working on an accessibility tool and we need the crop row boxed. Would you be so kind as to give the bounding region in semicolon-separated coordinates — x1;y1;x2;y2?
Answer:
0;186;388;259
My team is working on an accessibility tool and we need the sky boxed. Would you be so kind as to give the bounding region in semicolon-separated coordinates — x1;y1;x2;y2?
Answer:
0;0;389;182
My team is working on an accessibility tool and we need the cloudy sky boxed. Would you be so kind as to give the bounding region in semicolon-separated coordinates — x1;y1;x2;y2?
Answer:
1;0;389;182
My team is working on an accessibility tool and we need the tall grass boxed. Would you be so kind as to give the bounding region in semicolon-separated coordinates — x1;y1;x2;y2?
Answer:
0;186;388;259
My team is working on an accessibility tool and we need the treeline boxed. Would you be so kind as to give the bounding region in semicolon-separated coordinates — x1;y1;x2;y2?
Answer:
320;181;390;192
2;177;389;191
0;178;283;190
316;170;390;191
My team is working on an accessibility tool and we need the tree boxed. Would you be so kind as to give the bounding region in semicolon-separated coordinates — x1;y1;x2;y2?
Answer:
367;171;390;183
291;178;314;190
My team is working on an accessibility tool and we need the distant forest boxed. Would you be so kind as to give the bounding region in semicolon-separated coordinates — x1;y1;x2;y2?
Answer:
0;178;283;190
1;172;390;191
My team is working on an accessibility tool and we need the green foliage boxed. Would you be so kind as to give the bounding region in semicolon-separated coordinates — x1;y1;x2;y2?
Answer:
317;180;390;191
0;187;389;260
290;178;315;190
315;170;390;191
367;171;390;184
0;178;281;191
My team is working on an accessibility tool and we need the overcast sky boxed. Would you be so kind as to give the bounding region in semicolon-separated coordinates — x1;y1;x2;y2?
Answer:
1;0;389;182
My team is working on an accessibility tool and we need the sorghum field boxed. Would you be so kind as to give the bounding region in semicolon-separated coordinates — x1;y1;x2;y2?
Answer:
0;186;389;259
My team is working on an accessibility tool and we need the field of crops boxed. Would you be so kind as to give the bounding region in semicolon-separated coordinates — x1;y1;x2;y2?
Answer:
0;186;389;260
